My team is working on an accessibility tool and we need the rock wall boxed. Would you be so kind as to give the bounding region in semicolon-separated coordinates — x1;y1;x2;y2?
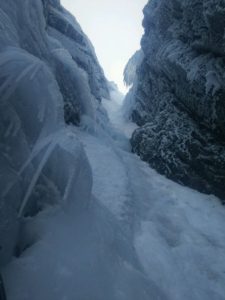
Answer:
128;0;225;201
123;50;144;87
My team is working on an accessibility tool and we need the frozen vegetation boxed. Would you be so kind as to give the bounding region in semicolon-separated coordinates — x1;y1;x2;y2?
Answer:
126;0;225;200
0;0;225;300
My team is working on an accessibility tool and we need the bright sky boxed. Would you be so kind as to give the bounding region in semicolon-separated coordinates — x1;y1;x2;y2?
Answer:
61;0;147;93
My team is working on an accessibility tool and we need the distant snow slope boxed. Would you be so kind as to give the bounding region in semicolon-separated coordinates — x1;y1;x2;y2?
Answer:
3;90;225;300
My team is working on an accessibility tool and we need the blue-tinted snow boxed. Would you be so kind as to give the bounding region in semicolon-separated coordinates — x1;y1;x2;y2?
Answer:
1;1;225;299
3;90;225;300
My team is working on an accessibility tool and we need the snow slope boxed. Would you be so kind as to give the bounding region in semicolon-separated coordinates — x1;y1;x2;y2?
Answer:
3;90;225;300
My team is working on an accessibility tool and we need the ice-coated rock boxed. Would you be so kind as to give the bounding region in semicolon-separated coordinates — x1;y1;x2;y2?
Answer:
126;0;225;201
123;50;144;87
0;0;108;267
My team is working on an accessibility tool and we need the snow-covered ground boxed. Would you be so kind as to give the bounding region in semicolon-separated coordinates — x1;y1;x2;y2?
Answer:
3;91;225;300
102;90;138;139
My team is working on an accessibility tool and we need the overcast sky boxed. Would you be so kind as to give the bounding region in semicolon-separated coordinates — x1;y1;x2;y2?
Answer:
61;0;147;93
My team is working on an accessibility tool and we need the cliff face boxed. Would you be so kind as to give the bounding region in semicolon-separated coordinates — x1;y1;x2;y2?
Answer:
0;0;108;267
127;0;225;201
123;50;144;87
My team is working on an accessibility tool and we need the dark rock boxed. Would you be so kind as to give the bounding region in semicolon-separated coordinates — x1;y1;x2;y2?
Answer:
0;274;7;300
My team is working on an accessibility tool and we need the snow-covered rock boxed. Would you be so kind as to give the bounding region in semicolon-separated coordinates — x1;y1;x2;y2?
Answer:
44;0;109;106
123;50;144;87
126;0;225;201
0;0;108;267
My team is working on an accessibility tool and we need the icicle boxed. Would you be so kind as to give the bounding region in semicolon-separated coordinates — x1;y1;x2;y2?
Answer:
18;141;56;217
61;162;80;205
